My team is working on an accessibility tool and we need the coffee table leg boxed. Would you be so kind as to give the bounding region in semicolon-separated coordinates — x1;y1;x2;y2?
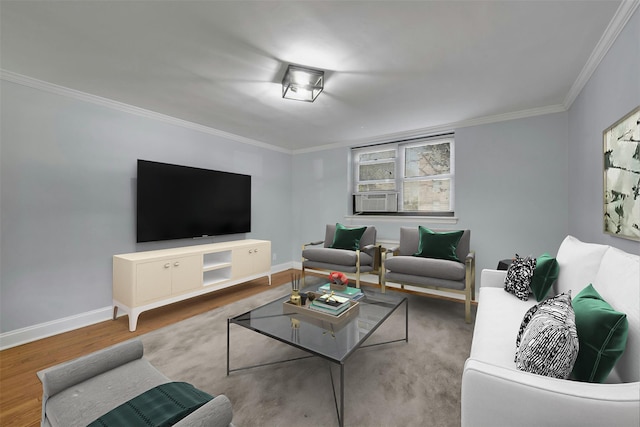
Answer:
340;363;345;427
405;298;409;342
226;318;230;376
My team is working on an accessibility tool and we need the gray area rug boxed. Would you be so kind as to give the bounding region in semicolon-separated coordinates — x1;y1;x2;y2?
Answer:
141;278;475;426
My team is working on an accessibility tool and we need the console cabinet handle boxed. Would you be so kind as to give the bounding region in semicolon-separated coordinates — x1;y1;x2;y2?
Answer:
164;263;170;268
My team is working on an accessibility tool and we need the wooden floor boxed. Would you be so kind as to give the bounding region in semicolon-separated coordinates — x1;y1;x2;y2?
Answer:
0;269;299;427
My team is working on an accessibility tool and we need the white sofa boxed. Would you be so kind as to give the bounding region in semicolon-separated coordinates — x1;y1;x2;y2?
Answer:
461;235;639;427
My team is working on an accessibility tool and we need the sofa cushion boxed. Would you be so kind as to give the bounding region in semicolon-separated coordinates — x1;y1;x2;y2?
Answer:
413;226;464;262
514;292;579;379
470;287;537;367
504;254;536;301
329;223;367;250
385;255;466;281
555;235;608;296
531;253;559;301
571;284;629;383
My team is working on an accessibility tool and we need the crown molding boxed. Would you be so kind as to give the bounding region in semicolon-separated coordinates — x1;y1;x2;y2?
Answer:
4;0;636;162
0;69;292;155
293;103;566;154
563;0;640;109
295;1;640;155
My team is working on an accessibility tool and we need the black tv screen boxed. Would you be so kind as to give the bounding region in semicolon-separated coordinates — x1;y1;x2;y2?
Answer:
136;160;251;243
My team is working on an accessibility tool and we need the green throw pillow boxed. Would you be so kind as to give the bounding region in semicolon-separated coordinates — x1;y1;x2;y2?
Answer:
571;284;628;383
530;253;559;301
413;226;464;262
330;223;367;250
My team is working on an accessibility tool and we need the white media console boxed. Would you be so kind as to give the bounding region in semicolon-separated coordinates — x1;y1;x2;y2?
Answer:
113;239;271;331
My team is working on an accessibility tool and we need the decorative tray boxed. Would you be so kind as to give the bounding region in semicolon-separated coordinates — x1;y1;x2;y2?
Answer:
282;299;359;324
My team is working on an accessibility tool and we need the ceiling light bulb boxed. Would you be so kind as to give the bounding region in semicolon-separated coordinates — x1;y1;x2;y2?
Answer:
282;64;324;102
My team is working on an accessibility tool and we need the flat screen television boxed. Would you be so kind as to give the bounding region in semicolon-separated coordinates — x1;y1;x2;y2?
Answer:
136;160;251;243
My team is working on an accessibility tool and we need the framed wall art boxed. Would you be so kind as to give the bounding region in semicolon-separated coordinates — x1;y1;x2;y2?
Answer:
603;105;640;241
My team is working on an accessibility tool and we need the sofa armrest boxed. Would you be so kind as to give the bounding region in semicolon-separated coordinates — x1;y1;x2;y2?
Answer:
480;268;507;288
37;339;144;425
462;358;640;427
303;240;324;248
37;339;144;398
173;394;234;427
385;246;399;256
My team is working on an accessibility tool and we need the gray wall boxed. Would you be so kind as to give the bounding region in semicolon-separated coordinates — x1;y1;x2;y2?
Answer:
0;81;293;332
292;112;570;273
568;8;640;255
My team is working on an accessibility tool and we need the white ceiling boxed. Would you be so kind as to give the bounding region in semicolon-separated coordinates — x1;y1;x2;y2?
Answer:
0;1;630;152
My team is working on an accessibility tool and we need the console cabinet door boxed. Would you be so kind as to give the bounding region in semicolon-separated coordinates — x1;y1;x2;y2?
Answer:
232;243;270;279
136;260;172;304
252;242;271;274
135;255;202;303
170;255;202;293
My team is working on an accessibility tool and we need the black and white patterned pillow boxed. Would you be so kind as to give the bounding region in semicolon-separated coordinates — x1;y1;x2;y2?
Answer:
504;254;537;301
515;292;579;379
516;304;539;349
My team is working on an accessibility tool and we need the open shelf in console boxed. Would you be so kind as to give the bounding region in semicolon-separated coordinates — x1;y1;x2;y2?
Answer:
202;250;232;287
203;268;231;287
203;251;232;271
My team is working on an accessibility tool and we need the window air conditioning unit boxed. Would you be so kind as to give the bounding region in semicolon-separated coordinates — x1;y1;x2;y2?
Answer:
354;193;398;213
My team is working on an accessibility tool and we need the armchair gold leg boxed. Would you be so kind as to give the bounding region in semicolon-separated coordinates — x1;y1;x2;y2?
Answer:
465;290;471;324
380;252;386;293
464;252;475;323
355;250;361;289
301;244;306;287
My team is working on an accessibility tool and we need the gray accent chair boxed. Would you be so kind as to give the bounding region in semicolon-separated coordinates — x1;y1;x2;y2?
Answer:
302;224;381;288
382;227;475;323
37;339;234;427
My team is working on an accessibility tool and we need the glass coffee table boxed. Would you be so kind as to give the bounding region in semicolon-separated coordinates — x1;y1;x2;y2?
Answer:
227;284;408;427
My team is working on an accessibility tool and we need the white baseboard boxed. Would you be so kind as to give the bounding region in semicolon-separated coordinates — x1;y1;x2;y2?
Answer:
271;262;294;274
0;306;115;351
0;265;296;351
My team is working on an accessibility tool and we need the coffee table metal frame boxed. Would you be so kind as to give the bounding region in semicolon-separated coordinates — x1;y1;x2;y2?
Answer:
227;286;408;427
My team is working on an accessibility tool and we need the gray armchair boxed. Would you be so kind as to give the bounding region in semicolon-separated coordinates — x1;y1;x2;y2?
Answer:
382;227;475;323
302;224;381;288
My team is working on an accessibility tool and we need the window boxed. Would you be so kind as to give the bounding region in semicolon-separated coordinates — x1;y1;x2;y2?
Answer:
351;135;454;215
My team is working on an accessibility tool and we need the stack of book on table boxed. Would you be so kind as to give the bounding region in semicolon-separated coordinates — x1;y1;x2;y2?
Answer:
318;283;363;300
309;293;351;316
